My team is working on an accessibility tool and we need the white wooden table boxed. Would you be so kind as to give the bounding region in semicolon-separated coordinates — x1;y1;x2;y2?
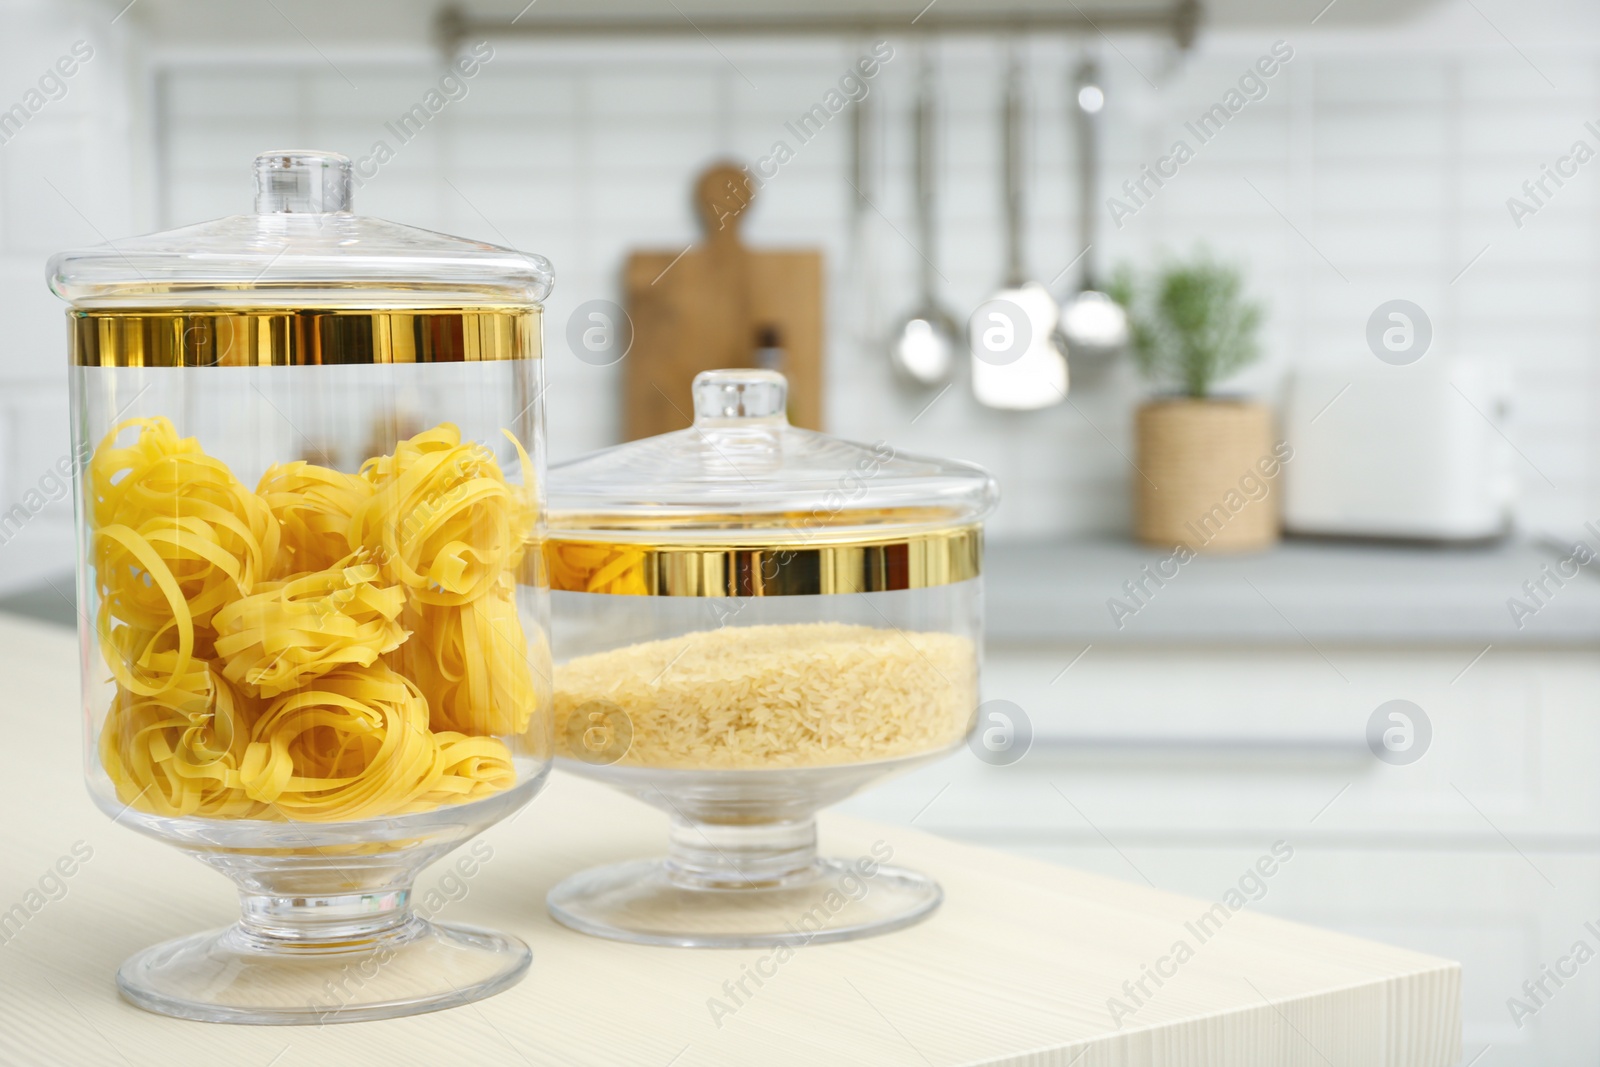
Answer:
0;616;1460;1066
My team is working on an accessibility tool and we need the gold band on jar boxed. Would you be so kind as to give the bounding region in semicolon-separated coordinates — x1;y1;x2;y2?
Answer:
70;307;541;367
545;526;981;596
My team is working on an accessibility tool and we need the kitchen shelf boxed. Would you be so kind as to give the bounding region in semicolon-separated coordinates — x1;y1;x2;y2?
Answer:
435;0;1200;48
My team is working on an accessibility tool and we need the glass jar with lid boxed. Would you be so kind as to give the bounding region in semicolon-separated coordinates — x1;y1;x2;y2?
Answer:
49;150;553;1023
545;369;997;947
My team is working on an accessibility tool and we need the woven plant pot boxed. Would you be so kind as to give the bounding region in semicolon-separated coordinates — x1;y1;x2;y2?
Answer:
1134;399;1280;552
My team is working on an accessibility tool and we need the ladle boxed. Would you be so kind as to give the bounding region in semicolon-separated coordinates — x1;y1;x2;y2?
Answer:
971;47;1068;410
889;48;958;389
1058;57;1130;361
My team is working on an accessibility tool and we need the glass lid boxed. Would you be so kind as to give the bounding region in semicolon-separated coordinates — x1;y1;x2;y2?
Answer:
549;369;998;545
48;150;554;308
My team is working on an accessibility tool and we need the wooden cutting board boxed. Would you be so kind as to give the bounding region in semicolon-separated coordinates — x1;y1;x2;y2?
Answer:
623;162;823;439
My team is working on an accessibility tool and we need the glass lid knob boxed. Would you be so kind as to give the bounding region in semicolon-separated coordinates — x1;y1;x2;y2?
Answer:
253;150;353;215
693;369;788;425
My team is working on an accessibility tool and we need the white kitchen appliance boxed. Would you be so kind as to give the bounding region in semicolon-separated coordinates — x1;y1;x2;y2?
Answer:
1282;355;1515;541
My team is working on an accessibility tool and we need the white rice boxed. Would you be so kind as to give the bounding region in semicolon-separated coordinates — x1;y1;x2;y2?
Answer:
553;622;976;769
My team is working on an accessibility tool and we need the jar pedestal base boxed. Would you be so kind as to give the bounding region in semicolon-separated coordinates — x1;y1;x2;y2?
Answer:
116;917;530;1025
546;857;942;949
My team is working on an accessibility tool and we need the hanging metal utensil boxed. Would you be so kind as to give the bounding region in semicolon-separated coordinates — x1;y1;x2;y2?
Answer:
889;46;958;389
971;45;1068;410
1058;57;1129;361
847;46;881;352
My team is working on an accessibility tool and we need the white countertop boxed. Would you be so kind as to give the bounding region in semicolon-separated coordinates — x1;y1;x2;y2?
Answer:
986;536;1600;646
0;615;1462;1065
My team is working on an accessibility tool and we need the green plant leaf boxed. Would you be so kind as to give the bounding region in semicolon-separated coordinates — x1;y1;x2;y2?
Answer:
1110;253;1264;398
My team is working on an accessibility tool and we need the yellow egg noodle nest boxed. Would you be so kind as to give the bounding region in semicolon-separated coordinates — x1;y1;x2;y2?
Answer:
546;542;651;595
553;622;976;769
92;416;539;822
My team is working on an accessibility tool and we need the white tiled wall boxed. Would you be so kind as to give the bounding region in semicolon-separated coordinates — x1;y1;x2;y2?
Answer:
0;0;134;592
3;0;1600;588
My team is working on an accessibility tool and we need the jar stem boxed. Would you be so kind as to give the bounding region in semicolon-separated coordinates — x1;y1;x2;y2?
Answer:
231;884;423;951
665;816;821;890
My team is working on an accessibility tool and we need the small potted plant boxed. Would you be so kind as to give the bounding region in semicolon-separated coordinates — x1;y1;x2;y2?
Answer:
1110;255;1281;552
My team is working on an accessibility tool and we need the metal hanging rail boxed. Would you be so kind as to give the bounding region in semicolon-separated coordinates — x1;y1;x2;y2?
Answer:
435;1;1201;51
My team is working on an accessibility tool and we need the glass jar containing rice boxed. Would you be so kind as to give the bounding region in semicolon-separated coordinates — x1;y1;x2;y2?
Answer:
50;150;553;1022
545;369;997;946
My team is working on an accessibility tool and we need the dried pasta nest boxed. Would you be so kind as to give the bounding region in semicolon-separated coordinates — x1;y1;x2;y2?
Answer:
90;417;544;823
388;579;539;737
546;542;650;596
237;663;516;822
351;424;537;606
258;461;374;576
100;657;262;819
212;556;408;697
90;417;280;696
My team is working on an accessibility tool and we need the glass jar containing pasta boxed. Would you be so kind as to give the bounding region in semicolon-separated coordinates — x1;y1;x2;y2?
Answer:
545;369;997;947
49;151;553;1023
